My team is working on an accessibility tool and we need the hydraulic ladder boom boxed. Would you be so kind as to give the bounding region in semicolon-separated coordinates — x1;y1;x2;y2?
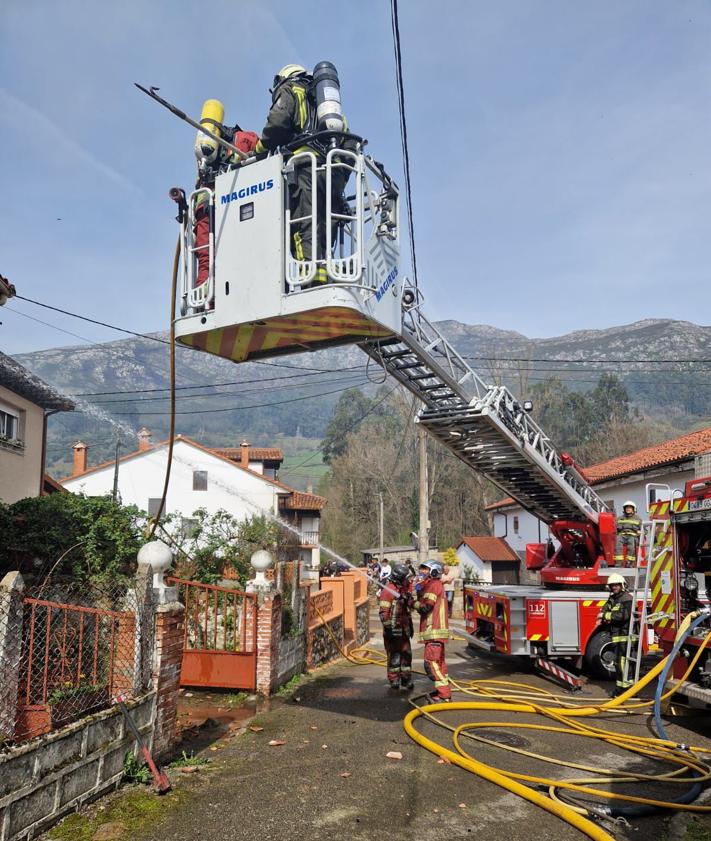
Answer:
360;286;608;525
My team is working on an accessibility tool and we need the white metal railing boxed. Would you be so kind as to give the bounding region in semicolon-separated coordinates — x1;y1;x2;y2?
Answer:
180;187;215;313
284;151;318;288
325;148;363;281
284;149;398;293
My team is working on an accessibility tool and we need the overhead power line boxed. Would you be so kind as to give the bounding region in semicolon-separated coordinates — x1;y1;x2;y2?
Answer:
85;380;373;417
390;0;418;286
11;295;337;372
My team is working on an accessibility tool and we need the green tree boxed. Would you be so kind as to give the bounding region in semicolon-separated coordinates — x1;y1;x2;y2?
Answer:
0;493;144;582
321;388;375;464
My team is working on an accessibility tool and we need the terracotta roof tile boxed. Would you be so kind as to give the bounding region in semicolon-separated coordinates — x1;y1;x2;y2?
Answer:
584;427;711;482
459;537;518;562
280;491;326;511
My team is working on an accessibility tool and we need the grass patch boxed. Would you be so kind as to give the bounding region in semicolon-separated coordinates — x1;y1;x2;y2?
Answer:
276;673;304;696
169;751;209;769
685;817;711;841
122;751;152;785
48;787;186;841
224;691;250;707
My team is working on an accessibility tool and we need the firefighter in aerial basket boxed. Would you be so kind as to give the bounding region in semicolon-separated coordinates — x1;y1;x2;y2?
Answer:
413;560;452;702
600;572;635;696
378;563;414;690
192;99;259;292
615;500;642;567
254;62;356;286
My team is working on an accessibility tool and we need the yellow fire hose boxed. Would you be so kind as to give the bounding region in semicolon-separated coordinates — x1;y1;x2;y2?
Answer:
312;601;711;839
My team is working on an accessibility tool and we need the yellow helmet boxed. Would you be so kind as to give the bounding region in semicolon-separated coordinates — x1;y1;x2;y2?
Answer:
271;65;309;100
276;64;307;81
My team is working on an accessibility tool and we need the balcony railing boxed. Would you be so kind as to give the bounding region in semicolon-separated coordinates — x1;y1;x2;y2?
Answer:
299;531;320;546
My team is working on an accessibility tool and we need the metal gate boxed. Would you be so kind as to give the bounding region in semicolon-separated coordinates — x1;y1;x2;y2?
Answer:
168;578;258;690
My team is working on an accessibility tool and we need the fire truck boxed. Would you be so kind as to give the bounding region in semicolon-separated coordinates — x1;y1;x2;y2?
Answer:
644;471;711;704
146;72;676;688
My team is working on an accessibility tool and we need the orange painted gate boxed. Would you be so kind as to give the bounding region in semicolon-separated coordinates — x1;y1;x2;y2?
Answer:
168;578;258;690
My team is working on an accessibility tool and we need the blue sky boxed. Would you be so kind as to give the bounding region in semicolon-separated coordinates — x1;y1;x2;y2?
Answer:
2;0;710;355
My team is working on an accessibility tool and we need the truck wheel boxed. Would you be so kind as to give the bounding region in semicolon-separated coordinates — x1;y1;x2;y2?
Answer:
584;630;616;680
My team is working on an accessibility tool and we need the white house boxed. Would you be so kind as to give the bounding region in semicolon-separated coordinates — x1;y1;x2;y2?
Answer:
455;537;520;585
60;434;325;576
0;351;74;504
486;428;711;558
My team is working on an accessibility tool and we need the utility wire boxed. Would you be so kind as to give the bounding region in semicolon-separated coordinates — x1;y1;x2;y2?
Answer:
11;294;337;372
94;380;373;416
279;384;400;475
390;0;418;286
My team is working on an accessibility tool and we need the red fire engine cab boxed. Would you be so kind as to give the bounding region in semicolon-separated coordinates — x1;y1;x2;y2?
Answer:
646;474;711;703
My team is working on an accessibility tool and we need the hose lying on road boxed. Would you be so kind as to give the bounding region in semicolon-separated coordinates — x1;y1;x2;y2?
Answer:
312;601;711;840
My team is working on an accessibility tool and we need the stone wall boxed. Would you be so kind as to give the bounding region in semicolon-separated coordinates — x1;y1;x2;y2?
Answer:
0;692;155;841
356;602;371;647
308;616;343;668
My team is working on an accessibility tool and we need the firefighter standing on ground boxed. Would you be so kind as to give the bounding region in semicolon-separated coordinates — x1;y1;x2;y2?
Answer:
413;561;452;702
600;572;635;695
378;564;414;690
255;64;353;285
615;500;642;566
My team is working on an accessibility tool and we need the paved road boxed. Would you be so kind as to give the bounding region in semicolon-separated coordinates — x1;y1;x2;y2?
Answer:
126;625;711;841
43;613;711;841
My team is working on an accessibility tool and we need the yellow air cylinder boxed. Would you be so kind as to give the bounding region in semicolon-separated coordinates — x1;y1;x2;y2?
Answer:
194;98;225;164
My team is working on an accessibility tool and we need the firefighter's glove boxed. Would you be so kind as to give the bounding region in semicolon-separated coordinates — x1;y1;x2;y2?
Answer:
603;611;613;623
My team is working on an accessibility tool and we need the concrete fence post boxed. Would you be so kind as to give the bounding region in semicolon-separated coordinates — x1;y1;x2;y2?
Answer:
0;571;25;742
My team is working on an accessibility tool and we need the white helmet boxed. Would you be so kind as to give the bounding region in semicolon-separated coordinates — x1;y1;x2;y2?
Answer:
607;572;626;588
623;500;636;511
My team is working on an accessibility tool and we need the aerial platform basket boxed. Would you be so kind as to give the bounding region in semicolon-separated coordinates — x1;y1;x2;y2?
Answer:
173;144;403;363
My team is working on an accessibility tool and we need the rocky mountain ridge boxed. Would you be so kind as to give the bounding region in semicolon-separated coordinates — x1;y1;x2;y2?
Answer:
16;317;711;481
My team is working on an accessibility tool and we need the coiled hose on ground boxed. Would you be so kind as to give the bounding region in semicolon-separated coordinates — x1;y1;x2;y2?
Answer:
313;602;711;840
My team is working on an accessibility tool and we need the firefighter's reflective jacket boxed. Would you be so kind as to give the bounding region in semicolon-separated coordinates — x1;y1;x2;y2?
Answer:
255;79;356;156
413;578;449;642
601;590;633;640
617;513;642;538
378;581;413;638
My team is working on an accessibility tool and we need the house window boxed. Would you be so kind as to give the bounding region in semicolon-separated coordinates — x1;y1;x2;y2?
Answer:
193;470;208;491
604;499;616;513
513;516;519;535
0;401;21;444
147;498;163;518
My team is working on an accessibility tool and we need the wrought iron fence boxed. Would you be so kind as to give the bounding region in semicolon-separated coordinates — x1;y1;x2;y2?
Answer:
1;577;151;747
168;577;257;653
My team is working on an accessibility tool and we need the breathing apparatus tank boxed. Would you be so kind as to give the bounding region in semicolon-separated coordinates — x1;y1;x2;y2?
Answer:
312;61;344;134
194;98;225;166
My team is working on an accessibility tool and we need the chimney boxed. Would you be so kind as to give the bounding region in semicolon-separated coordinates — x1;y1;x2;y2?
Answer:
72;441;88;476
138;427;152;452
240;439;250;468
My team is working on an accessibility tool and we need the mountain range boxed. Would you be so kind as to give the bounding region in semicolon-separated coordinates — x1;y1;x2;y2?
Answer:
16;317;711;487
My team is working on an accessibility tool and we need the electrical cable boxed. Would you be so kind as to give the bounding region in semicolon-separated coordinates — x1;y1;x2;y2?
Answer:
390;0;418;286
278;384;400;475
99;380;373;416
11;293;343;372
147;236;179;539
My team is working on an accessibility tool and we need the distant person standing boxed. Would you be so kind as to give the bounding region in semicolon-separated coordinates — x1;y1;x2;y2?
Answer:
615;501;642;567
441;564;458;618
379;558;392;582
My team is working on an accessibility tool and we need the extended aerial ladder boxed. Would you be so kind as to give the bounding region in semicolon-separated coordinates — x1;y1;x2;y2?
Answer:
135;77;622;586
